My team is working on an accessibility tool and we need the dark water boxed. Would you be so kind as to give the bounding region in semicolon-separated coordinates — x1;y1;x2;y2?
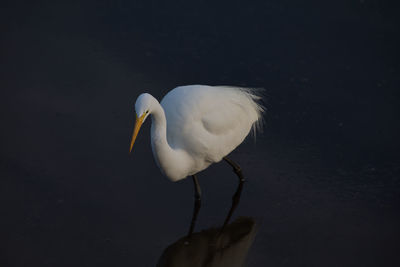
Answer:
1;1;399;266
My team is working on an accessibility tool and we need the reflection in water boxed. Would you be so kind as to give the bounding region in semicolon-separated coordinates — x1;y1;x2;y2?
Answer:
157;217;257;267
158;173;256;267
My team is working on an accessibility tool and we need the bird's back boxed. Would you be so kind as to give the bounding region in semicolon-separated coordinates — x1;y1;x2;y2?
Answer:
160;85;264;174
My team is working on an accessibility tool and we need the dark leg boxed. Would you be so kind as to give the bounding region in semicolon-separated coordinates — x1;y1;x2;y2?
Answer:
221;179;244;230
188;175;202;237
223;157;245;182
221;157;245;230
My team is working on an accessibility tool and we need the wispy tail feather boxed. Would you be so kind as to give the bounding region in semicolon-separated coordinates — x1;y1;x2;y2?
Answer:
219;86;266;138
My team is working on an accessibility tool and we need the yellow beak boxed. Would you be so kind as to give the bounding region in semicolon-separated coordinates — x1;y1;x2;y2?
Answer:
129;113;146;153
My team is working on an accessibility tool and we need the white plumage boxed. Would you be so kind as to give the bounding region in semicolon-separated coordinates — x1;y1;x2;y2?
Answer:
130;85;264;182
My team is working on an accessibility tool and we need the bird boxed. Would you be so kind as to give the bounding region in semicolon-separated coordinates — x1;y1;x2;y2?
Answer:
129;85;264;233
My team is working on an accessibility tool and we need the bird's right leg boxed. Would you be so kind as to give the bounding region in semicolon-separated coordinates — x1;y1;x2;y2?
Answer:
221;157;245;230
223;156;245;182
188;175;201;237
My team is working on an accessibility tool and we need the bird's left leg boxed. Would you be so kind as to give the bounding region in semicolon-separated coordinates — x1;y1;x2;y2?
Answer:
188;175;202;237
221;157;245;230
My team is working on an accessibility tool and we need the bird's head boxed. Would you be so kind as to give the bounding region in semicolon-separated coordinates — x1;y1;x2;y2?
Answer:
129;93;155;153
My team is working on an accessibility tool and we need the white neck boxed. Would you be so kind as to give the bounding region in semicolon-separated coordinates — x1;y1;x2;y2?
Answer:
149;101;189;181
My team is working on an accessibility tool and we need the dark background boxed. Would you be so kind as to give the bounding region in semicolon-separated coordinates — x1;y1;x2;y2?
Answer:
1;0;399;266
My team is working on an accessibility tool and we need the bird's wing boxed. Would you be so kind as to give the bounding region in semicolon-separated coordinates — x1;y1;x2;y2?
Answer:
200;95;251;135
161;85;263;162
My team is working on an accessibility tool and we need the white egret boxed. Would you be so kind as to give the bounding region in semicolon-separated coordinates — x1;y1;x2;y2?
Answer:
129;85;264;233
